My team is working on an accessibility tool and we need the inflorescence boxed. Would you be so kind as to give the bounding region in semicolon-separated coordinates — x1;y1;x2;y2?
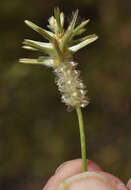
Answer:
19;7;98;109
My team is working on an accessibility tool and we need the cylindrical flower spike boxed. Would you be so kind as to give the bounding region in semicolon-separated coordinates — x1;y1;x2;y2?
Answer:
54;61;89;108
20;7;98;109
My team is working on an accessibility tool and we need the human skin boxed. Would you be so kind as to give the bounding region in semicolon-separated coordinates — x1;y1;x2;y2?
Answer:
43;159;131;190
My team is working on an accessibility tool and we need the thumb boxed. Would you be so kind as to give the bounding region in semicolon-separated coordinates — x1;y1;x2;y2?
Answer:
58;171;119;190
43;159;127;190
43;159;102;190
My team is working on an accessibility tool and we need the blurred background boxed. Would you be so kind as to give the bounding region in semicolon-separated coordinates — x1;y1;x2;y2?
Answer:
0;0;131;189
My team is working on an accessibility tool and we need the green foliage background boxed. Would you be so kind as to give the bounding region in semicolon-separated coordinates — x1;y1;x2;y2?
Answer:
0;0;131;189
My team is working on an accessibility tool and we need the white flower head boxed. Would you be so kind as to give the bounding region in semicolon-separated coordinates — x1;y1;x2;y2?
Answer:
19;7;98;109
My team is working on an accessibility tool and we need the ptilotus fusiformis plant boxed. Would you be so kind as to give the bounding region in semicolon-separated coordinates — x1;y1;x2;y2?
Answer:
19;7;98;172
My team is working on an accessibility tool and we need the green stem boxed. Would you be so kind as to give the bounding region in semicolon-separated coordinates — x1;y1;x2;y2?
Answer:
76;107;87;172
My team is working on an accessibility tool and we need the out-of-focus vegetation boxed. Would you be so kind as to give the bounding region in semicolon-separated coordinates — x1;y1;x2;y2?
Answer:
0;0;131;189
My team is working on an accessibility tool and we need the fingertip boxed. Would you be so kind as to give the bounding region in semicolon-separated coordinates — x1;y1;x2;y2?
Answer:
87;160;102;171
55;158;102;175
43;158;102;190
55;161;73;174
58;172;119;190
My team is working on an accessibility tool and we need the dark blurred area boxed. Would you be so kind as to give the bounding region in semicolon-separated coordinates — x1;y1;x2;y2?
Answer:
0;0;131;189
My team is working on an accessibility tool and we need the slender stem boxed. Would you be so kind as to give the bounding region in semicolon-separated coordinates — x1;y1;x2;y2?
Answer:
76;107;87;172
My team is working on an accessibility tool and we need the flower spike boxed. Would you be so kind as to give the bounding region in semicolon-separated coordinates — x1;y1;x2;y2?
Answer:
24;20;54;41
73;19;90;36
23;39;53;54
60;9;79;50
22;45;38;51
69;34;98;52
54;7;63;33
69;34;97;46
20;8;98;108
19;57;53;67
